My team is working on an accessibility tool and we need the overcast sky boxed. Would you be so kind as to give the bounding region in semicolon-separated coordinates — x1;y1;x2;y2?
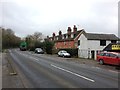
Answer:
0;0;119;38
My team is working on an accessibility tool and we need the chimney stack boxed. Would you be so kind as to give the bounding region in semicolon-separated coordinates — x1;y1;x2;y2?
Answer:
67;27;72;34
52;33;55;40
73;25;77;33
52;33;55;37
58;30;62;40
59;30;62;35
47;35;49;38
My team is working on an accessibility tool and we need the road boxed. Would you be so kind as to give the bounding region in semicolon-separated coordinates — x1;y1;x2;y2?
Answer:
8;49;119;88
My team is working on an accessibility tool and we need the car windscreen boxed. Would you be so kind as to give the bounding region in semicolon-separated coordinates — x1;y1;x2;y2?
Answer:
36;48;42;51
62;51;67;53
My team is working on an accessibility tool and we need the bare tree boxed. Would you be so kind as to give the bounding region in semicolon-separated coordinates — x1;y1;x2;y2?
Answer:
2;27;21;49
33;32;43;42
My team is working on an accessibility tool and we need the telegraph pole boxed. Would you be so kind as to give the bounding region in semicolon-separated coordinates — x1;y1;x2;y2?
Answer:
118;1;120;43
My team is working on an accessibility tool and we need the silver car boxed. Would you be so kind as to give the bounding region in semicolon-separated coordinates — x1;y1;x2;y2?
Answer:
58;50;71;57
35;48;44;54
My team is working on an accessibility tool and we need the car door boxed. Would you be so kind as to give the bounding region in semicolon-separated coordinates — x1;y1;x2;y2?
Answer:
103;53;110;64
109;53;119;65
59;51;63;56
58;51;61;56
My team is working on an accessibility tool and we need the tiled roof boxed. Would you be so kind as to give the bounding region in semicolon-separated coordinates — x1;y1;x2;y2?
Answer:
48;30;120;42
84;33;120;40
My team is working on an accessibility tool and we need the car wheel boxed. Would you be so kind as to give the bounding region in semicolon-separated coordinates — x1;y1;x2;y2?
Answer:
99;59;104;65
63;55;64;58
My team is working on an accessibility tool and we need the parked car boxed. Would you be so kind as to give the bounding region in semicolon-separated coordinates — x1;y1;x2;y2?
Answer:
35;48;44;54
97;51;120;66
58;50;71;57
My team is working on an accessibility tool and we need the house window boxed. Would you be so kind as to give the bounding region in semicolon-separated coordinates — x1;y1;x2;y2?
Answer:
64;42;66;45
100;40;106;46
69;42;71;46
78;40;80;46
111;40;116;43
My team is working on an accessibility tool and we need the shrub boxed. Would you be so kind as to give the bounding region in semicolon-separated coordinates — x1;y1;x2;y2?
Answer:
44;41;54;54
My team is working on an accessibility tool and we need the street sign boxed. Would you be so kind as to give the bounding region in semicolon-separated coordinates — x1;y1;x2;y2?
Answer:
112;45;120;50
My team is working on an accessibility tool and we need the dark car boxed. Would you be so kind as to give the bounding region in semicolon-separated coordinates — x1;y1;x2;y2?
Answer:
35;48;44;54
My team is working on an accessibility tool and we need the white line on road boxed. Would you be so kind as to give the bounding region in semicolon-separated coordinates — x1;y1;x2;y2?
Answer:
91;67;101;69
108;70;118;74
51;64;95;82
16;51;39;62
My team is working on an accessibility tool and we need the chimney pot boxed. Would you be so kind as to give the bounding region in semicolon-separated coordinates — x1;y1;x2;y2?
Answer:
47;36;49;38
53;33;55;37
67;27;72;34
59;30;62;35
73;25;77;32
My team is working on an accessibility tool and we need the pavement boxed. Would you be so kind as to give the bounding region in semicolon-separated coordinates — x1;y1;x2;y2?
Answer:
2;53;24;88
0;53;2;89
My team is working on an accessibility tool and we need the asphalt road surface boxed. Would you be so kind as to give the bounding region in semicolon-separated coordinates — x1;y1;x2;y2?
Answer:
8;49;119;88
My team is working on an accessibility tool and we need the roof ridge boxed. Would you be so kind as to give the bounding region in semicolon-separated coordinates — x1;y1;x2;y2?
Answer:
50;29;84;37
86;33;115;35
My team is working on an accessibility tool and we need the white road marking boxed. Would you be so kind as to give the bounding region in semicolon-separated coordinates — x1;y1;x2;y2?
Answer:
91;67;101;69
108;70;118;74
15;51;39;62
51;64;95;82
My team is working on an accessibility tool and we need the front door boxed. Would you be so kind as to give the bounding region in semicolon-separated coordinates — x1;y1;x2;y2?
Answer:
91;51;94;59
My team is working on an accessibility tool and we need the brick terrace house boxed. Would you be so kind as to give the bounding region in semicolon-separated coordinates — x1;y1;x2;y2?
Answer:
46;25;119;59
47;25;84;49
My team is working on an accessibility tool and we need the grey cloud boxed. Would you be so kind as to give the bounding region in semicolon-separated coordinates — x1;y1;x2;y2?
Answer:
1;0;118;38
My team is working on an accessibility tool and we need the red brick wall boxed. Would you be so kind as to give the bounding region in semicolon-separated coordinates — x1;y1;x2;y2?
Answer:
55;41;76;49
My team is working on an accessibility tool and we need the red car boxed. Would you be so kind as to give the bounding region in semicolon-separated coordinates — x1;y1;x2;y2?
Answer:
97;52;120;66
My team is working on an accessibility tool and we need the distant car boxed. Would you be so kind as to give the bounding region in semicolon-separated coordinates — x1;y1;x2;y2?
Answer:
58;50;71;57
35;48;44;54
97;52;120;66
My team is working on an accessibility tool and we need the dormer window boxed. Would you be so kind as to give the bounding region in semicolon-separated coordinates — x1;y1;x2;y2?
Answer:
62;35;64;39
57;37;58;40
68;34;71;38
66;35;68;39
74;34;76;38
71;34;74;38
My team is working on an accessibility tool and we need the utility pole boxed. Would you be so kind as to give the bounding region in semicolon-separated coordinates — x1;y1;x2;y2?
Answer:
118;1;120;43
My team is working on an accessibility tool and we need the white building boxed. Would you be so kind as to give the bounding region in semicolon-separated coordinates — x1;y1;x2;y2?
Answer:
78;31;119;60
